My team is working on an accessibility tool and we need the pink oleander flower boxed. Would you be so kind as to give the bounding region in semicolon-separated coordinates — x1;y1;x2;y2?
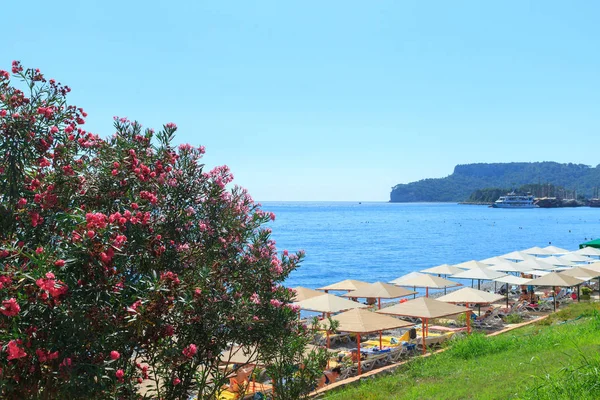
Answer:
173;377;181;385
250;293;260;304
182;344;197;358
270;299;283;308
115;369;124;379
1;298;20;317
110;351;120;360
7;340;27;360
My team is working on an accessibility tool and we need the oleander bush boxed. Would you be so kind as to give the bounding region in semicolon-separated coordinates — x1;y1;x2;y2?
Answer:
0;62;324;399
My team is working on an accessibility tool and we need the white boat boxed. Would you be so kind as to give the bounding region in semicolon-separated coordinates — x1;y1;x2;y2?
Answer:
492;192;537;208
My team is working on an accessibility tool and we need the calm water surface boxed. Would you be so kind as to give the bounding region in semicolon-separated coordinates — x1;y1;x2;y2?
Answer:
264;202;600;290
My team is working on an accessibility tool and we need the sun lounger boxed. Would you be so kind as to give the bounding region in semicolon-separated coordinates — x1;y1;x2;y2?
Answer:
427;325;468;333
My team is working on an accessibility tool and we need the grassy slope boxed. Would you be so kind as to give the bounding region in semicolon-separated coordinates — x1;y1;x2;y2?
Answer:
324;303;600;400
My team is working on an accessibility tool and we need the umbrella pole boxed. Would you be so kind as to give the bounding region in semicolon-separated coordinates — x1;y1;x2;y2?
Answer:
421;318;426;354
478;280;481;291
553;286;557;312
379;331;382;350
466;309;471;334
357;334;362;375
577;285;580;303
506;289;509;308
426;287;429;298
414;286;416;299
471;279;474;288
378;298;381;310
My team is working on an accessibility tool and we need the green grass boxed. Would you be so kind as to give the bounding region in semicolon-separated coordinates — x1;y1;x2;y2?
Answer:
324;303;600;400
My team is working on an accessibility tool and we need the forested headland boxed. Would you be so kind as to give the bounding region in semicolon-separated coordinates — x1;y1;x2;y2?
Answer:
390;162;600;202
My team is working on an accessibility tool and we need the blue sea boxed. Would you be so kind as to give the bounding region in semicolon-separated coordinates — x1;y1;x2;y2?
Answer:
264;202;600;290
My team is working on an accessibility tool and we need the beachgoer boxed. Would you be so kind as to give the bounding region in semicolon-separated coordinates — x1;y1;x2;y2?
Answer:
476;306;494;321
366;297;376;306
316;367;342;389
228;364;254;392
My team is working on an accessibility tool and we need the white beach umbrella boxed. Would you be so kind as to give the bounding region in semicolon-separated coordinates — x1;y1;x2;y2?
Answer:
453;260;490;270
294;293;368;314
493;275;531;307
537;256;573;267
319;308;413;374
389;272;428;298
388;272;427;285
437;287;504;305
558;253;593;263
480;256;514;266
523;269;551;276
377;297;471;352
451;267;507;290
559;266;600;281
317;279;371;292
584;262;600;273
543;245;570;254
394;274;461;297
500;251;534;262
341;282;416;309
516;258;556;271
489;262;532;274
521;246;553;256
524;272;584;311
292;286;325;302
420;264;464;276
573;247;600;257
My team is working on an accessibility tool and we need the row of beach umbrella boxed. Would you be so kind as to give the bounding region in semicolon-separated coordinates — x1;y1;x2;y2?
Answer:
290;244;600;374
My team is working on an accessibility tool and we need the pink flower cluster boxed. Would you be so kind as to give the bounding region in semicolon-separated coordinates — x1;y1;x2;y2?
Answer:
35;272;68;298
1;298;20;317
182;343;197;358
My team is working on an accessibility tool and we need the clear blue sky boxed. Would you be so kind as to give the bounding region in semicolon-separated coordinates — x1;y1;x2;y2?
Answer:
3;1;599;201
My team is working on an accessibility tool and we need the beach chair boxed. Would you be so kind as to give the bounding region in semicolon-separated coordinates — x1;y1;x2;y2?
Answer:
473;313;503;329
537;299;553;312
389;346;407;362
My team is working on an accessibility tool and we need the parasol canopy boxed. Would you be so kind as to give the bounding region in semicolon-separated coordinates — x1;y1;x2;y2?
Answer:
437;287;504;304
388;272;427;285
537;256;573;267
500;251;534;262
451;267;507;281
488;262;532;273
320;308;413;334
557;266;600;281
558;253;593;263
524;272;584;287
521;246;553;256
376;297;467;319
342;282;416;300
294;293;368;314
395;274;461;289
480;256;513;266
543;245;570;254
420;264;464;275
492;275;530;285
583;262;600;273
453;260;490;270
573;247;600;257
523;269;551;276
516;258;556;271
292;286;324;302
317;279;371;292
